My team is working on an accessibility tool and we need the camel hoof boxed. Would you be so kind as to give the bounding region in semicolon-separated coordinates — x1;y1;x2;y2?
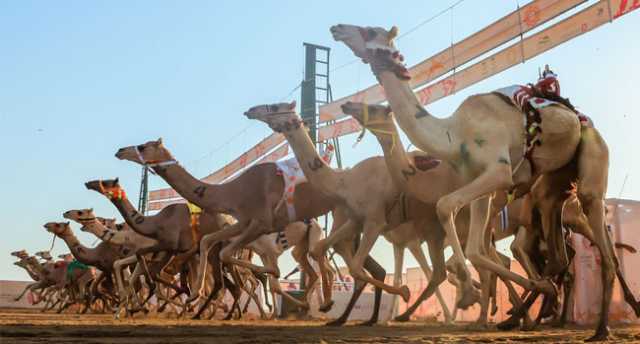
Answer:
356;319;376;327
585;327;612;342
394;313;410;322
400;285;410;303
319;300;335;313
497;316;520;331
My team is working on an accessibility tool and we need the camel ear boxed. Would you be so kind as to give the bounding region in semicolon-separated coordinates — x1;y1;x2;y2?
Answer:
288;100;296;110
388;26;399;40
89;208;94;213
114;177;119;185
64;221;70;226
157;137;163;145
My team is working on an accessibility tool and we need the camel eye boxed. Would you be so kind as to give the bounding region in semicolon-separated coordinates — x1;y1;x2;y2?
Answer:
367;29;377;39
137;145;145;152
78;211;83;215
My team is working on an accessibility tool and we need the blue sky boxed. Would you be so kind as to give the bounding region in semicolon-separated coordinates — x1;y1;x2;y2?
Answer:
1;1;638;280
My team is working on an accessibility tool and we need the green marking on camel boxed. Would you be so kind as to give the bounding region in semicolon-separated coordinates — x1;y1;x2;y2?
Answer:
66;259;88;281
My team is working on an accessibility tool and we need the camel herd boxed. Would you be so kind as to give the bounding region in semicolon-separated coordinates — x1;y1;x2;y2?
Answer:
10;24;640;341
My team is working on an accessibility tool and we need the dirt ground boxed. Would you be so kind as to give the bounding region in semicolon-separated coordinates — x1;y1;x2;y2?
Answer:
0;308;638;344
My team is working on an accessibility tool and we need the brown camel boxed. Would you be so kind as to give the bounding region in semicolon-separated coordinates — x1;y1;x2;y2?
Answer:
331;24;613;340
83;180;249;318
114;140;336;311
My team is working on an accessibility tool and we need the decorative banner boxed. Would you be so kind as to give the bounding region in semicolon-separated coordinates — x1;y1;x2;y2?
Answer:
149;0;637;207
318;0;588;122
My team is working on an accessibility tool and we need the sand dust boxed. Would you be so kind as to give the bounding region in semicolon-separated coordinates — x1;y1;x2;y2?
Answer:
0;308;638;343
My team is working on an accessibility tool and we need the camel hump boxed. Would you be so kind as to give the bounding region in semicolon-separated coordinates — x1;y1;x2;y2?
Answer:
413;155;441;171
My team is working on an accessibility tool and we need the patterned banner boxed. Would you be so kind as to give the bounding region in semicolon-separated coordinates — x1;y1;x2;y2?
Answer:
149;0;637;206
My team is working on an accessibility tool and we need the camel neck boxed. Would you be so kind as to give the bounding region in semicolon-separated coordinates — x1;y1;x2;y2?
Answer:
369;124;415;193
153;163;231;214
375;69;457;161
110;196;157;238
59;231;97;266
281;124;342;200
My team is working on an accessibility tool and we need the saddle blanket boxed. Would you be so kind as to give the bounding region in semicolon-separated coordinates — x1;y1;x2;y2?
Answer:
275;144;334;221
495;85;591;126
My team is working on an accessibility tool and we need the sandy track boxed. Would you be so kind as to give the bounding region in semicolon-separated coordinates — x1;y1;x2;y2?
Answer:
1;309;638;343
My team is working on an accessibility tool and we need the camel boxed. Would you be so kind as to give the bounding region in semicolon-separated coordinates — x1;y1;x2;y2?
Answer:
245;101;480;324
114;140;336;312
63;208;161;316
331;24;614;340
342;102;536;326
82;180;282;319
13;250;95;313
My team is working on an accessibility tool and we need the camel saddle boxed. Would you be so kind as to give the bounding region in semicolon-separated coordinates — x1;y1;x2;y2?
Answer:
274;145;334;222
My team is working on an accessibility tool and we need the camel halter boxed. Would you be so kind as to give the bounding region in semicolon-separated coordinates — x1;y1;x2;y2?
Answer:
98;181;127;201
354;105;397;154
134;146;178;169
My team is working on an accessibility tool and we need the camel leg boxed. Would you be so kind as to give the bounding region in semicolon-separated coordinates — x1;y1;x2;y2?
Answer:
192;244;224;319
310;218;359;260
390;244;404;321
292;243;318;309
14;281;41;301
436;163;542;309
252;271;272;313
189;221;248;302
308;221;335;312
395;234;447;321
219;223;275;275
326;256;385;327
407;242;453;323
347;219;409;300
463;193;551;301
511;226;541;280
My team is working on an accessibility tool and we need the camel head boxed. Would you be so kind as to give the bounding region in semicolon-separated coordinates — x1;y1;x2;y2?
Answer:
14;260;27;268
244;101;302;133
115;138;176;167
58;253;73;261
43;221;72;237
97;217;118;230
35;251;53;261
85;178;126;201
342;102;394;131
63;208;96;225
10;250;29;259
331;24;409;79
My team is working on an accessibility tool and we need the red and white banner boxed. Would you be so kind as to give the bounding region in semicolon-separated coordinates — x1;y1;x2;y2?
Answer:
149;0;638;207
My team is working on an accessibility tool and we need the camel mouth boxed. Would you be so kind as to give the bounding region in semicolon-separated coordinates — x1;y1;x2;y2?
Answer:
330;25;348;41
243;111;258;120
